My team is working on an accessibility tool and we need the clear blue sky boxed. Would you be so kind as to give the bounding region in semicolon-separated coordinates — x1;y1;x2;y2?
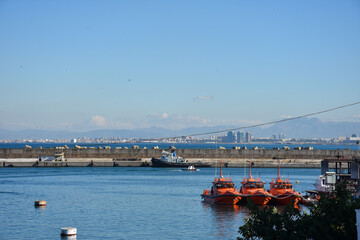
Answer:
0;0;359;131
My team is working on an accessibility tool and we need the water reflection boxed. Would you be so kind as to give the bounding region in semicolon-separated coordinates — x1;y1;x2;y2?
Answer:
34;205;46;210
202;202;306;239
202;203;249;239
61;235;77;240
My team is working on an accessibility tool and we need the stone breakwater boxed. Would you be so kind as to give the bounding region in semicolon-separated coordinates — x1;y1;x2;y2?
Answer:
0;148;357;168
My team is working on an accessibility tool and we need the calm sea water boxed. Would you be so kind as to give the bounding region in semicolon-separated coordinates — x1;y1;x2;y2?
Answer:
0;167;320;239
0;142;358;150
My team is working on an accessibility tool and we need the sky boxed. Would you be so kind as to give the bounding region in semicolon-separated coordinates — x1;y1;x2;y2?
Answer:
0;0;359;132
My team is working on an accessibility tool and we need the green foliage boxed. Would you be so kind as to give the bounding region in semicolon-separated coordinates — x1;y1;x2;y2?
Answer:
238;184;360;240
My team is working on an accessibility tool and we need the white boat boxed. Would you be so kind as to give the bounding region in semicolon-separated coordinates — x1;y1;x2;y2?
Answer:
314;172;336;192
61;227;77;236
181;165;199;171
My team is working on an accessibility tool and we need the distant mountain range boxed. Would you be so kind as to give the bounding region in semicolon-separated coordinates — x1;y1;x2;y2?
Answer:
0;118;359;140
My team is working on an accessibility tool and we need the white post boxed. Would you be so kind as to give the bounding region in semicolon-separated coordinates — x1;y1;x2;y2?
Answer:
356;209;360;240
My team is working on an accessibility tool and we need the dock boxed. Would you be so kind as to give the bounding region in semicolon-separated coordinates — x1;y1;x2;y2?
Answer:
0;147;358;168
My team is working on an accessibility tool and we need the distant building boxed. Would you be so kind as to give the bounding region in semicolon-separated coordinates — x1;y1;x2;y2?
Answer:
225;131;236;143
245;132;251;143
237;131;245;143
279;133;286;139
71;139;77;143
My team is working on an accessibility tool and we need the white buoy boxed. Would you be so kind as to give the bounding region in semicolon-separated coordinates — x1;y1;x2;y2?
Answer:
61;227;77;236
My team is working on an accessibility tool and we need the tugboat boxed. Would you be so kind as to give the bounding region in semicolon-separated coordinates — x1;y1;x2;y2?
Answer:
151;148;210;168
201;161;241;205
269;161;302;205
238;162;272;205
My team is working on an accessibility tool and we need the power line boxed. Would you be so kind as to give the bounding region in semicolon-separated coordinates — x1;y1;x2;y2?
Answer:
159;100;360;139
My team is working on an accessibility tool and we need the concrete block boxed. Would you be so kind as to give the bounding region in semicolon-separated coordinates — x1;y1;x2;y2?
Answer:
67;162;92;167
37;161;67;167
92;161;114;167
4;161;37;167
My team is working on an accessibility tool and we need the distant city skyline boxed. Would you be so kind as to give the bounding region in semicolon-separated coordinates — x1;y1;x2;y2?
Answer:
1;1;359;131
0;117;359;141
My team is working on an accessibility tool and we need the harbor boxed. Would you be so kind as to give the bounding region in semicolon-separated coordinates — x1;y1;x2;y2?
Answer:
0;166;320;239
0;146;358;168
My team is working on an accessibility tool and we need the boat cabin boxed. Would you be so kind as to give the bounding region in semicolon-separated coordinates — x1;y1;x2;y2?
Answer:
214;180;234;189
242;180;265;189
271;181;293;189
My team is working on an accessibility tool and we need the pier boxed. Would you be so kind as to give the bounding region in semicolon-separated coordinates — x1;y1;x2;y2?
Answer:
0;147;358;168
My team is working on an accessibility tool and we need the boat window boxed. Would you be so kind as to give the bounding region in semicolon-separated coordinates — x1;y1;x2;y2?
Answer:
216;183;234;188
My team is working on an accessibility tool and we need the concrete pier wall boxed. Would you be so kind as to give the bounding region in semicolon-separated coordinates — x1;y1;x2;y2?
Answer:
0;148;356;168
0;148;356;159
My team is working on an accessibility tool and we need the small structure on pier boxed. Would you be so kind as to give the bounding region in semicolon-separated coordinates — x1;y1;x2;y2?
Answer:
321;152;360;194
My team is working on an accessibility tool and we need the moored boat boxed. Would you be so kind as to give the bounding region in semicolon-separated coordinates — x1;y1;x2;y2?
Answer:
268;161;302;205
201;161;241;205
151;149;210;168
313;172;336;193
238;162;272;205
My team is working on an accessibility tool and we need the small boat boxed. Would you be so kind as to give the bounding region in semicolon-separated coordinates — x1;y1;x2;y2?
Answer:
313;172;336;193
301;190;320;205
181;165;199;171
238;162;272;205
151;150;210;168
60;227;77;236
201;161;241;205
34;200;46;207
268;161;302;205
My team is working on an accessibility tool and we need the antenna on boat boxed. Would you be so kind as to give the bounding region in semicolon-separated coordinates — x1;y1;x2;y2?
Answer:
220;160;223;178
277;159;281;179
249;161;252;178
215;135;218;177
244;159;246;178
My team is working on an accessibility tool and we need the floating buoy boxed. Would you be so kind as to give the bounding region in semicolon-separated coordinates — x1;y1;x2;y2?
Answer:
34;200;46;207
61;227;77;236
296;181;299;183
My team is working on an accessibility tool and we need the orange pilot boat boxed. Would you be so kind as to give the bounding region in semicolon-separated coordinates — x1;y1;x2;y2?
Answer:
201;161;241;205
238;162;272;205
269;161;302;205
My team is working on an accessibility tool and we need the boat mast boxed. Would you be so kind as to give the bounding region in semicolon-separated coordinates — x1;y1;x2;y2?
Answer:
215;135;218;178
249;161;252;178
220;160;223;178
277;159;281;179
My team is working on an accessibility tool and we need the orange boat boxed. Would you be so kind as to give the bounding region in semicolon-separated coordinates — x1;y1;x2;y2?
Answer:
238;162;272;205
269;161;302;205
201;161;241;205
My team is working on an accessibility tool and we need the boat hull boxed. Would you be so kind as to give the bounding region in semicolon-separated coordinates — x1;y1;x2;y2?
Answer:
201;194;241;205
269;194;302;205
238;194;272;205
151;158;210;168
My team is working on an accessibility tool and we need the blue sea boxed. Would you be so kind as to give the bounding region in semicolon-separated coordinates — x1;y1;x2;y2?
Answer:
0;167;319;239
0;142;359;150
